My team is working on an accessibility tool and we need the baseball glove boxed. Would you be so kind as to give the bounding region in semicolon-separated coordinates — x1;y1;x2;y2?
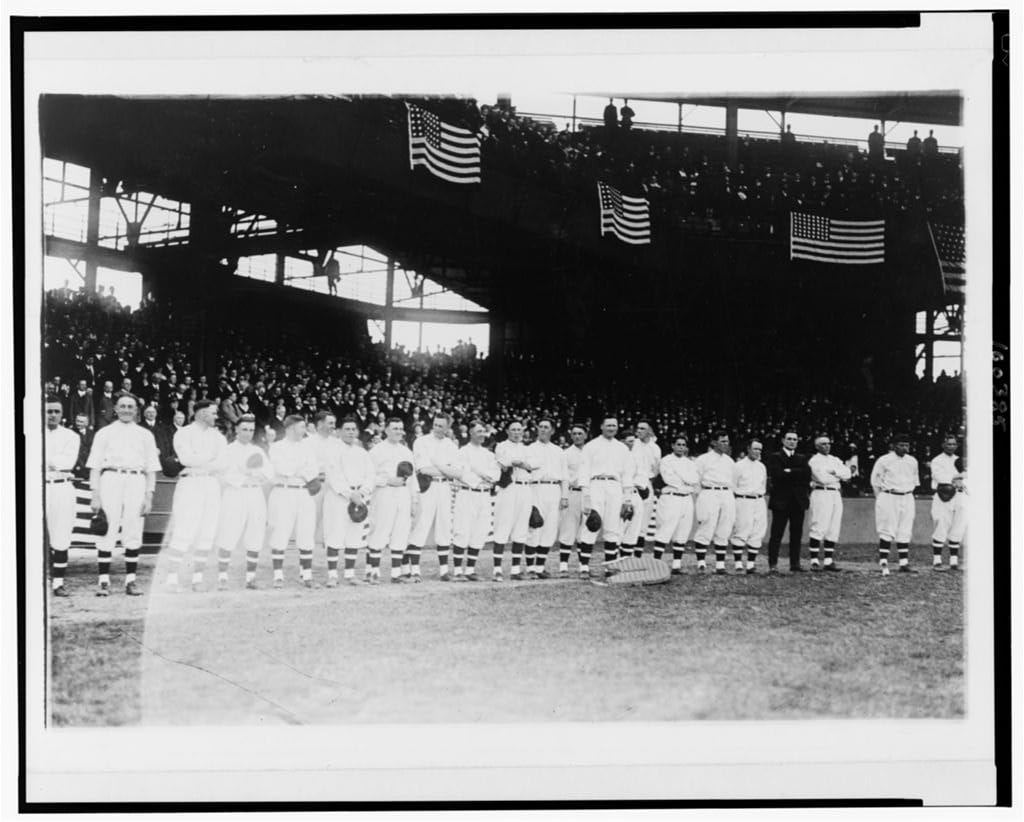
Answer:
585;509;603;533
528;506;544;529
496;466;513;488
935;483;956;503
620;502;634;522
651;474;666;492
396;460;414;479
637;486;650;501
89;509;109;537
347;499;369;523
416;472;432;493
304;477;323;496
246;452;264;469
160;455;183;478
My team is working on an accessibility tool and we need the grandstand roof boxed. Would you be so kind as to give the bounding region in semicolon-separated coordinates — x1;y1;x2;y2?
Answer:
587;92;963;128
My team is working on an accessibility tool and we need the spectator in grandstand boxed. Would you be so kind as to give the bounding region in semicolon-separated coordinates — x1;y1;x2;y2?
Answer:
844;444;862;497
906;129;922;157
140;404;161;440
68;379;94;428
71;412;94;479
603;98;618;136
922;129;939;158
620;100;635;133
96;380;117;427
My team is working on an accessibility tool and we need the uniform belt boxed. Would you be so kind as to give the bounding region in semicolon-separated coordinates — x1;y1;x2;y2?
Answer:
457;483;492;493
274;480;306;488
662;490;691;497
534;480;561;485
46;476;73;484
180;469;214;478
882;489;912;495
569;485;582;492
734;493;764;499
591;475;618;481
238;483;263;489
811;483;840;491
512;480;532;485
429;476;451;483
702;485;730;491
102;468;145;475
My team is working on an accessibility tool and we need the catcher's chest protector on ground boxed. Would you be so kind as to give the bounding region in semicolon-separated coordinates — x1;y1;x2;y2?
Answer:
602;555;671;585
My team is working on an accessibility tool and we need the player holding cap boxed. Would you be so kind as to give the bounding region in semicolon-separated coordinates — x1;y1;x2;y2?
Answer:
266;415;320;587
929;435;966;571
617;431;648;561
578;417;634;579
407;412;460;582
871;433;920;575
525;418;568;579
731;439;767;574
652;434;700;574
325;416;376;586
367;417;416;584
806;435;852;571
631;421;661;554
212;413;274;590
492;420;538;581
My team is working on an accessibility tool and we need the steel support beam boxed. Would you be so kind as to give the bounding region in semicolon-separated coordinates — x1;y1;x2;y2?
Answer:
84;169;102;292
384;256;395;350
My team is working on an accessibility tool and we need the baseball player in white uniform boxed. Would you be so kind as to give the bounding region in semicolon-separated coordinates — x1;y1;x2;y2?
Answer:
694;431;737;574
617;433;648;561
452;421;500;581
525;418;568;579
807;435;852;571
929;435;966;571
212;414;274;590
653;434;700;574
164;399;228;591
556;425;588;577
368;418;416;584
310;410;340;559
871;434;920;575
85;393;160;596
731;439;768;574
493;420;538;581
578;417;634;578
45;397;81;596
408;413;461;582
325;416;375;585
631;421;661;553
267;415;320;587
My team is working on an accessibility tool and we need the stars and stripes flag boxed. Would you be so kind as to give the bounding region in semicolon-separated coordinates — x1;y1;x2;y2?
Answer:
927;222;965;298
406;103;482;184
789;212;885;265
71;479;99;547
597;182;651;245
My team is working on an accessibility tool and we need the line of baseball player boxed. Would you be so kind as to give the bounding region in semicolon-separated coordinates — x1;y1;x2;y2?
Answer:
45;394;968;596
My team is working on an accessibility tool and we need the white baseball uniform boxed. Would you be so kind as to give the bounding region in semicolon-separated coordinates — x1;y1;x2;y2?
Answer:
807;453;852;542
85;421;161;555
409;433;459;547
167;423;228;560
453;443;500;550
214;440;275;555
929;452;967;545
324;440;376;550
578;436;634;546
631;437;661;537
310;433;342;548
266;438;319;554
45;425;81;553
731;457;767;548
558;444;586;544
367;440;415;553
871;452;919;542
693;450;737;545
654;452;699;544
526;440;567;548
492;440;536;545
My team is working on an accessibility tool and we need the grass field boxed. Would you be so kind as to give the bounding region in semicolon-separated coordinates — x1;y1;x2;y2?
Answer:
48;500;964;726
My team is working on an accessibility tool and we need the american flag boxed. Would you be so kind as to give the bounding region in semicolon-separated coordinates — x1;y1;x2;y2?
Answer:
790;212;885;265
406;103;481;185
927;222;965;298
597;182;651;245
71;479;99;547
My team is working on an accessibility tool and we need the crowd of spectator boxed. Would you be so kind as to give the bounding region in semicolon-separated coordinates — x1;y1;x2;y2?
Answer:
375;96;964;236
44;288;965;493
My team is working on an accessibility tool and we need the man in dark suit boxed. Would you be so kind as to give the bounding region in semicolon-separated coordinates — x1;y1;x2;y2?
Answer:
68;379;95;428
766;431;811;573
97;380;117;427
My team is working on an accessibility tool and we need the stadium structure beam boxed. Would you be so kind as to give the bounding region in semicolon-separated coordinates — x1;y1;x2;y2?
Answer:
384;255;395;350
83;169;101;292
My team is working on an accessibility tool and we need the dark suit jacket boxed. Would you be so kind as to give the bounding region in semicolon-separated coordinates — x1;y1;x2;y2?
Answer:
97;393;117;427
68;390;95;427
766;449;811;511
